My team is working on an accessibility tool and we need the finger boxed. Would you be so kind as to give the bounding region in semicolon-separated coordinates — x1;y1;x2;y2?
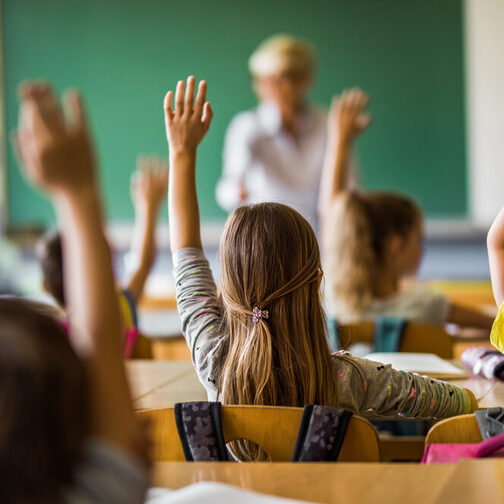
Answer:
347;88;360;110
355;113;372;131
12;130;37;178
137;154;150;172
339;90;351;111
164;91;174;123
10;131;27;168
174;80;185;116
63;90;88;134
30;85;65;132
194;80;207;117
202;102;213;131
17;80;50;100
184;76;196;116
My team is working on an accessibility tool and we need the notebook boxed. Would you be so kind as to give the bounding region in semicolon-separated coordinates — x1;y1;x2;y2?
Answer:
146;482;314;504
364;352;467;379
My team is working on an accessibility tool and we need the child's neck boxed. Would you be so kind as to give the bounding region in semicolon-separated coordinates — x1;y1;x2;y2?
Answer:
372;268;400;299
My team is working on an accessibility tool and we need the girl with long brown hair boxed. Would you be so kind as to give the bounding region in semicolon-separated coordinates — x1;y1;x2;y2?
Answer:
165;77;477;449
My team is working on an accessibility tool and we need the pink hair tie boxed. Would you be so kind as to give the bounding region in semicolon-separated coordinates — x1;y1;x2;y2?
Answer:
252;306;269;324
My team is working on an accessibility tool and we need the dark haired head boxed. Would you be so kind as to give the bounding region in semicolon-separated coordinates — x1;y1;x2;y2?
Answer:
0;298;88;503
36;231;65;307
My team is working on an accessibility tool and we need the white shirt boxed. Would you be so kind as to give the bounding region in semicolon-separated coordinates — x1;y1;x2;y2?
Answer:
216;101;328;228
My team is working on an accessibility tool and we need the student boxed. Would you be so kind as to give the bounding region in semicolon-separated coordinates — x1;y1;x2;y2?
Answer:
216;34;366;227
320;90;494;330
37;156;168;357
487;207;504;352
165;76;478;456
10;82;148;502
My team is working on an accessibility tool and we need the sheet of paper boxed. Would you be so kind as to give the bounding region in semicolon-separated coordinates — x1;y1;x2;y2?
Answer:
364;352;465;375
146;482;314;504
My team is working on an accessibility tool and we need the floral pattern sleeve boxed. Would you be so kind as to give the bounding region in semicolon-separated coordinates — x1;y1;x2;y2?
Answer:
173;248;226;399
332;352;473;418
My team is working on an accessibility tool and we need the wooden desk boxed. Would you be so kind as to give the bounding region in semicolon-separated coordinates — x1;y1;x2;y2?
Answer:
152;462;455;504
126;361;201;404
434;459;504;503
127;360;504;411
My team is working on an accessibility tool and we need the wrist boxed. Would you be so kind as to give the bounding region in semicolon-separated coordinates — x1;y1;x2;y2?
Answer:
135;203;158;221
54;184;102;217
169;149;197;162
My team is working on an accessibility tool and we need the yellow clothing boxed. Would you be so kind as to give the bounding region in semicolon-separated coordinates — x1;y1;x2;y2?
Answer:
490;302;504;353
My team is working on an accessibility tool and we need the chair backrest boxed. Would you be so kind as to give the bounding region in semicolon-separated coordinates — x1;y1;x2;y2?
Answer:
338;322;453;358
130;332;153;359
425;414;482;445
138;404;380;462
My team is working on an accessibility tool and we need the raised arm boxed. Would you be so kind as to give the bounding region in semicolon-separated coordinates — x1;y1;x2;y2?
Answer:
164;76;213;252
14;83;146;461
318;89;371;224
488;206;504;307
126;156;168;303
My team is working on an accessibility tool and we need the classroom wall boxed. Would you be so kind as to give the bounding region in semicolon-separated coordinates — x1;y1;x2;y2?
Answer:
465;0;504;227
2;0;468;228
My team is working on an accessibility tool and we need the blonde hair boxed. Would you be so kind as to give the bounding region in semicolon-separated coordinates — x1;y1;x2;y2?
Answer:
248;34;315;78
217;203;338;458
323;192;421;319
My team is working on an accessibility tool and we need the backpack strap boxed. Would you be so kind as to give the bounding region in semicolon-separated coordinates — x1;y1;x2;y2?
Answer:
174;401;229;461
373;316;407;352
475;408;504;440
291;405;353;462
326;317;340;352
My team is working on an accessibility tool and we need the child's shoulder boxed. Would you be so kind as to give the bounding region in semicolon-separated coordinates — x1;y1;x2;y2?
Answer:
371;288;448;324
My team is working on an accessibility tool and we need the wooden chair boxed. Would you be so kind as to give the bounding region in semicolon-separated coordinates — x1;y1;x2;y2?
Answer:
138;404;380;462
425;414;482;445
338;322;454;358
130;332;153;359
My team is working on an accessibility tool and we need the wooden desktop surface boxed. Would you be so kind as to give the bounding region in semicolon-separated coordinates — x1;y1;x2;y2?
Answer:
151;461;455;504
127;360;504;410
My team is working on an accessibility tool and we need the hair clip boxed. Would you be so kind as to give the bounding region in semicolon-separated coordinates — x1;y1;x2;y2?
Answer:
252;306;269;324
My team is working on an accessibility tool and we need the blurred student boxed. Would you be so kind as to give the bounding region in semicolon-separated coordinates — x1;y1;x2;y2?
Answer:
487;207;504;352
8;82;148;503
216;34;367;227
320;90;494;330
37;156;167;357
165;76;477;459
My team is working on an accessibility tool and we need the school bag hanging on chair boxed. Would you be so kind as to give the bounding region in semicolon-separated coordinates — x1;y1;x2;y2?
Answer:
173;402;353;462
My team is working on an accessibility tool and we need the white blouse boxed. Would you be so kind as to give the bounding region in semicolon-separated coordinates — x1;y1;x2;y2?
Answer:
216;101;328;228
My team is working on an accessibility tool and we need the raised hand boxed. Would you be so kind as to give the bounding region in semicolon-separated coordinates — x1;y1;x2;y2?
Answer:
164;76;213;155
328;88;371;145
131;155;169;215
13;82;95;197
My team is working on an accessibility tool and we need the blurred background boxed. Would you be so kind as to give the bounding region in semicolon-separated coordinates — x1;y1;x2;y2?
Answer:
0;0;503;302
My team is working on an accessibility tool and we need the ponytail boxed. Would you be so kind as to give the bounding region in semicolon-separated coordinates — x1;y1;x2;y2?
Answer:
323;192;376;318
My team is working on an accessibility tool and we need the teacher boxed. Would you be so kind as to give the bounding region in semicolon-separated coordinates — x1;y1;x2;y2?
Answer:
216;34;361;228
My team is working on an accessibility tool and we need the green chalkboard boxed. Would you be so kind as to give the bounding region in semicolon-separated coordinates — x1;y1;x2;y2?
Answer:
2;0;467;227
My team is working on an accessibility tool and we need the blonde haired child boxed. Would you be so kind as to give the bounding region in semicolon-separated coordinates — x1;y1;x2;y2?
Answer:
10;82;148;502
320;89;494;330
165;76;477;459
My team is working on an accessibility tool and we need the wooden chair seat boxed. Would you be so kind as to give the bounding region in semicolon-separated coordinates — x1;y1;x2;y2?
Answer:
138;404;380;462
